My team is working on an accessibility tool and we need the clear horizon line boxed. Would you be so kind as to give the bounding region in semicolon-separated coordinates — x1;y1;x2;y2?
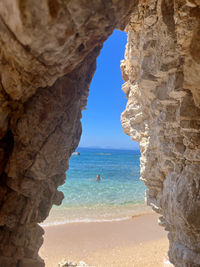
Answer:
77;146;140;151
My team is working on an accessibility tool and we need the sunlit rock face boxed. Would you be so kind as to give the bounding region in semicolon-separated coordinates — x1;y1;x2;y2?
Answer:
0;0;200;266
121;1;200;266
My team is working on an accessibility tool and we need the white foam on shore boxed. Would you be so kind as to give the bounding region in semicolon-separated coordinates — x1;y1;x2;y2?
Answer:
40;216;131;227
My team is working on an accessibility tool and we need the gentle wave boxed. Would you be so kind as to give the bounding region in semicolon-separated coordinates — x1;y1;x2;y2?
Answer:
40;216;131;227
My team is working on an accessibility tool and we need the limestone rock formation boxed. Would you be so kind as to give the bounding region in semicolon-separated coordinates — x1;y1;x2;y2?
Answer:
0;0;200;266
0;1;136;266
121;1;200;266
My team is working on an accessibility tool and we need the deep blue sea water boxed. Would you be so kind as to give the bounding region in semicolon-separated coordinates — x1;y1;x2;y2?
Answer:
43;148;150;225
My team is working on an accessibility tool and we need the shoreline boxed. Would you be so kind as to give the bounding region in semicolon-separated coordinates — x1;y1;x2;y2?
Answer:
41;209;154;227
40;212;169;267
41;203;152;227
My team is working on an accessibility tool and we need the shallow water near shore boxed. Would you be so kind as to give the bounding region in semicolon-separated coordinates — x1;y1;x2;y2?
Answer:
42;148;151;226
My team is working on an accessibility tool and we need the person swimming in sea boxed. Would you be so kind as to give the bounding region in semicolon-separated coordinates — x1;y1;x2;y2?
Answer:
96;174;101;182
88;174;102;182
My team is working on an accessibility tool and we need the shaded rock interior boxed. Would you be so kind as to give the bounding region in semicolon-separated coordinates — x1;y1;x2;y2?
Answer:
0;0;200;266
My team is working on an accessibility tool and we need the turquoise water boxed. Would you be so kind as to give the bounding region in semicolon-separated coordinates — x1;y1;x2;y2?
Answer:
43;148;150;225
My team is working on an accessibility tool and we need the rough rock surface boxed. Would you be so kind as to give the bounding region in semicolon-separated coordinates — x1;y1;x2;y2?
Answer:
0;0;200;266
121;1;200;266
0;1;137;266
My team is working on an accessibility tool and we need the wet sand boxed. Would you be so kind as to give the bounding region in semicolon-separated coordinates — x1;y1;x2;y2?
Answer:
40;213;169;267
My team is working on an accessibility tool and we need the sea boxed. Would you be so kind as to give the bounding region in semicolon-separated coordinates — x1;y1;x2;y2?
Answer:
42;147;151;226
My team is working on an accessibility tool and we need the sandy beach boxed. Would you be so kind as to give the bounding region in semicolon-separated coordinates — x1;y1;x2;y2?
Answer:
40;213;169;267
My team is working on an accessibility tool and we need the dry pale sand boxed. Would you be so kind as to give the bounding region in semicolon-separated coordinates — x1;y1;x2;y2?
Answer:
40;213;169;267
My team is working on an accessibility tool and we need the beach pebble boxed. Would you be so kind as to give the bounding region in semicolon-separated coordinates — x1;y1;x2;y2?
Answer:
163;258;174;266
58;259;89;267
79;261;88;266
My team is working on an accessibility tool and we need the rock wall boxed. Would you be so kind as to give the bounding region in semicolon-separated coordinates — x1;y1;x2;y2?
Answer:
0;0;200;266
121;1;200;266
0;1;137;266
0;47;101;267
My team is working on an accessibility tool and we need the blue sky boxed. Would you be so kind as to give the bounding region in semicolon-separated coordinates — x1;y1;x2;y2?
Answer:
79;30;139;150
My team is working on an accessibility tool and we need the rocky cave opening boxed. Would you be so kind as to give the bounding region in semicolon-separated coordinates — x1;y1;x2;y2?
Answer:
40;28;143;229
0;0;200;267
